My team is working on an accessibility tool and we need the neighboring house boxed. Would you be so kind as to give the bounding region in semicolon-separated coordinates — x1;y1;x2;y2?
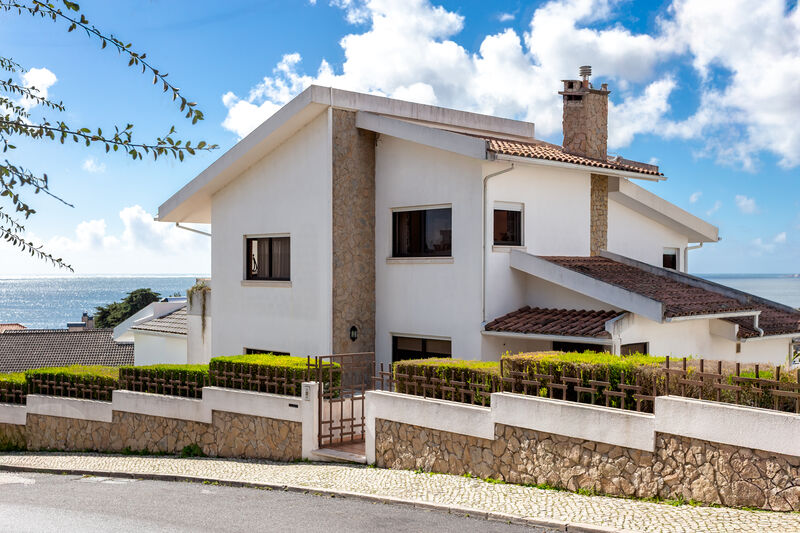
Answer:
0;329;133;373
0;324;25;334
157;67;800;366
67;312;95;331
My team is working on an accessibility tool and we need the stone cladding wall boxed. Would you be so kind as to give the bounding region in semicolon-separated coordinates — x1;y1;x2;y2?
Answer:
374;419;800;511
590;174;608;255
23;410;301;461
561;88;608;161
0;422;26;450
331;109;376;354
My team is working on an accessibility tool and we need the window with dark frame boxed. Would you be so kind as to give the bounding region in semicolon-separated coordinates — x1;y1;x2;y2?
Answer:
552;341;610;353
493;209;522;246
392;208;452;257
244;348;290;356
246;236;290;281
621;342;649;355
662;248;678;270
392;336;452;363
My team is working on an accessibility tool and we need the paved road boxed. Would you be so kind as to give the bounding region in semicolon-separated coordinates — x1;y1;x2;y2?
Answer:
0;472;550;533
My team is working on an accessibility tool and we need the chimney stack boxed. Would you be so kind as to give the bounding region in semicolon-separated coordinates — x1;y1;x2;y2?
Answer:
559;65;610;161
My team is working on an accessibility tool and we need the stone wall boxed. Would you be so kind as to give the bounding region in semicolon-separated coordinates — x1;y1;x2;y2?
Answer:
331;109;376;354
375;419;800;511
24;410;301;461
560;84;609;161
590;174;608;255
0;422;26;450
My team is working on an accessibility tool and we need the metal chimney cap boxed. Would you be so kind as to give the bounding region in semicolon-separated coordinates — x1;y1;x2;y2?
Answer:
579;65;592;80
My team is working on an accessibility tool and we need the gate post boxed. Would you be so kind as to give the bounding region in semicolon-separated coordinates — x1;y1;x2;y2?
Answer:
301;381;319;459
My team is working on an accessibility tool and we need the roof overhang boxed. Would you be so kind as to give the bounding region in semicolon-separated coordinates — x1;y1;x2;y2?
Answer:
492;153;666;182
510;249;665;322
130;329;187;339
481;329;614;346
608;176;719;243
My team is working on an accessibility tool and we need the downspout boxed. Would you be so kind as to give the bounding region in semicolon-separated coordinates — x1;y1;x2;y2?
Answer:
174;223;211;237
604;313;629;356
685;242;702;272
482;162;515;322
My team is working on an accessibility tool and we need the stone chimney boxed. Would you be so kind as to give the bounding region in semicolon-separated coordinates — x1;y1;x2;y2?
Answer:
559;65;609;161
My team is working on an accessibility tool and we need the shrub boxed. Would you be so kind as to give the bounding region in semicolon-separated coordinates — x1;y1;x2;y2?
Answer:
393;358;500;405
209;353;339;397
118;364;209;398
25;365;119;401
0;372;26;405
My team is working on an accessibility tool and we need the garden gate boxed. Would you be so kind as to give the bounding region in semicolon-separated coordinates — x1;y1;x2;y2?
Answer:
315;352;374;449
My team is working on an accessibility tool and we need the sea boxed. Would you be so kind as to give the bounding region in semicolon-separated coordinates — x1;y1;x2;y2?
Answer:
0;274;798;330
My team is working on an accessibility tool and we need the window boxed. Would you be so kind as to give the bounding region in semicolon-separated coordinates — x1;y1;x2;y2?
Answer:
662;247;679;270
493;208;522;246
392;336;451;363
552;341;610;353
621;342;648;355
246;236;290;281
392;207;451;257
245;348;290;355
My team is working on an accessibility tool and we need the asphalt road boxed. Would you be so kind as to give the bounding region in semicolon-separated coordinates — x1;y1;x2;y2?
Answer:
0;471;553;532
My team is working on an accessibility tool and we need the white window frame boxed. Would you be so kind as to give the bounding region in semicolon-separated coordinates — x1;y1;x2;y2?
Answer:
242;233;292;287
662;247;680;270
492;201;525;252
388;203;454;263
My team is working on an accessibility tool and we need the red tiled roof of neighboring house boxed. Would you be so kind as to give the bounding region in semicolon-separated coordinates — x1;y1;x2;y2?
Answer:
131;307;187;336
541;256;758;319
0;329;133;373
485;137;663;177
0;323;26;333
538;256;800;338
485;306;624;338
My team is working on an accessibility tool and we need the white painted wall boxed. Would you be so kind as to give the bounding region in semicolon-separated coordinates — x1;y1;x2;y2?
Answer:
374;136;484;365
211;110;333;359
608;199;688;271
133;331;188;366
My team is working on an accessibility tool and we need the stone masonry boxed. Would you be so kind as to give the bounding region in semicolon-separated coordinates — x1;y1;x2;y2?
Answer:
22;410;301;461
374;419;800;512
590;173;608;255
331;109;376;354
560;80;609;161
0;422;25;450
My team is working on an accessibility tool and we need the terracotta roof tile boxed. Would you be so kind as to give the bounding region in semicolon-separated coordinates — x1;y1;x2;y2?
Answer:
0;324;26;333
0;329;133;373
131;307;187;336
485;137;663;177
485;306;624;338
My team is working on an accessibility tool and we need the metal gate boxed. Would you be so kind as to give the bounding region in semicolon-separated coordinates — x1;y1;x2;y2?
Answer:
315;352;374;448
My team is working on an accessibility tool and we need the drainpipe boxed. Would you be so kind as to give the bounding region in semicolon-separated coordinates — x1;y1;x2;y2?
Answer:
175;223;211;237
684;243;702;272
482;163;515;322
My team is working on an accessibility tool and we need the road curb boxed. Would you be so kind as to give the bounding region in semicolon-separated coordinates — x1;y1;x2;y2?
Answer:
0;462;635;532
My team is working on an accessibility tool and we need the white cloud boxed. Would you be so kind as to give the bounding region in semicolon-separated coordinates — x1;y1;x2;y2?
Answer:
81;158;106;174
735;194;758;214
497;12;515;22
20;67;57;111
773;231;787;244
706;200;721;217
220;0;800;170
751;232;787;254
689;191;702;203
0;206;210;274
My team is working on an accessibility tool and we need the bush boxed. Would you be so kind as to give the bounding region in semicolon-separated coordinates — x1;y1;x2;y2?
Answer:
393;358;500;405
118;364;209;399
209;353;339;397
25;365;119;401
0;372;26;405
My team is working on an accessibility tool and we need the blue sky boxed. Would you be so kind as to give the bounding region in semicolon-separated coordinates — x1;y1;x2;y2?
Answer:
0;0;798;275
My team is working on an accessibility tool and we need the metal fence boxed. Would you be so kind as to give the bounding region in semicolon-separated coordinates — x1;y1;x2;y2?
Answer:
373;357;800;414
118;368;208;399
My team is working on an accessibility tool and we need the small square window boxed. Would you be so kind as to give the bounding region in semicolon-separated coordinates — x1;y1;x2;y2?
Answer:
493;209;522;246
662;248;679;270
246;236;290;281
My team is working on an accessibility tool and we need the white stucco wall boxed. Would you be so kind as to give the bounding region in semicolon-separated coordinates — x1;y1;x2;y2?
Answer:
374;136;484;365
607;199;689;271
187;314;212;364
133;332;188;366
210;110;332;358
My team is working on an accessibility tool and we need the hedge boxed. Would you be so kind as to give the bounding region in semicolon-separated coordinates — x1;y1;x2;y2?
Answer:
393;358;500;405
25;365;119;401
0;372;26;405
210;353;340;397
118;364;209;399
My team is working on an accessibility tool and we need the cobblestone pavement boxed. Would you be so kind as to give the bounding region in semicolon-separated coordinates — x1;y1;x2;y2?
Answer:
2;453;799;533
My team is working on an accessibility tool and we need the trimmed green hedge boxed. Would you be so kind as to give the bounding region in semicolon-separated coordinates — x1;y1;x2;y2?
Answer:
0;372;26;405
119;364;209;399
393;358;500;405
210;353;339;397
25;365;119;401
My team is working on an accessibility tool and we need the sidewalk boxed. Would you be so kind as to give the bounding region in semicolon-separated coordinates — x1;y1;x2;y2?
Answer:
1;453;798;533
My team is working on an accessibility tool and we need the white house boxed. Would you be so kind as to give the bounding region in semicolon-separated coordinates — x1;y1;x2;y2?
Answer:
157;68;800;366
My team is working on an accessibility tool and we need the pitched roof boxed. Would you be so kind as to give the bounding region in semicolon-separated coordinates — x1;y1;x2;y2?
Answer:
0;329;133;373
131;307;187;336
538;255;800;338
0;324;26;333
485;306;624;338
485;137;663;177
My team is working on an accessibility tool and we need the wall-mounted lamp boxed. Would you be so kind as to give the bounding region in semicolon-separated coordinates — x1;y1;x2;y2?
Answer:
349;326;358;342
